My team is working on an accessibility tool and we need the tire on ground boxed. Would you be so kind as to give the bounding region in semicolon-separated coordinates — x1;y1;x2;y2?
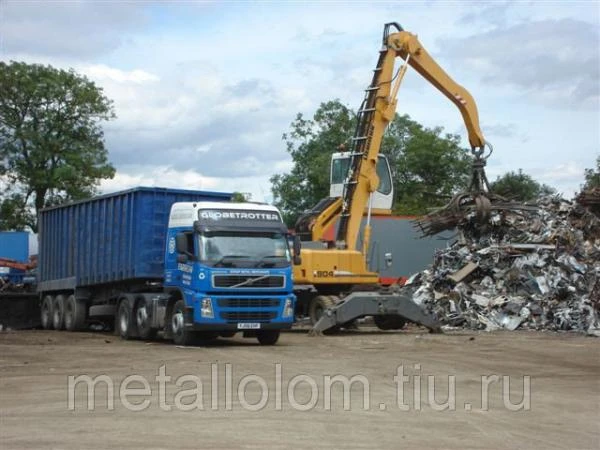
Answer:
257;330;280;345
41;295;54;330
135;297;156;340
308;295;336;325
171;299;196;346
52;295;66;330
64;295;87;331
117;298;134;340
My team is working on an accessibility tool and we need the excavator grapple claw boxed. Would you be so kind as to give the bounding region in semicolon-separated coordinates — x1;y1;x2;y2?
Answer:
414;146;537;237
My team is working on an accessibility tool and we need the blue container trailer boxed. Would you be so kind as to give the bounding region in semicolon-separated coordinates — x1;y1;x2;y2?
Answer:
38;187;298;345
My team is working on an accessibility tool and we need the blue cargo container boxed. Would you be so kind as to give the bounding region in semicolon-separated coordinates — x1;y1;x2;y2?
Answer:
37;186;297;346
38;187;231;291
0;232;29;261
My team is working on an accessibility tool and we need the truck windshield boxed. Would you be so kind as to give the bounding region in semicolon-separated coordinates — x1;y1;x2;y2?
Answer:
198;231;291;267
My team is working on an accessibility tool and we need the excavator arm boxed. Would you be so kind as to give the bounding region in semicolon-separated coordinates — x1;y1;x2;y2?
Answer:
336;22;490;251
387;25;485;151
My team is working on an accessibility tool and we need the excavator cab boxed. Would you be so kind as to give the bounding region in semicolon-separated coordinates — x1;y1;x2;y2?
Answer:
330;152;394;212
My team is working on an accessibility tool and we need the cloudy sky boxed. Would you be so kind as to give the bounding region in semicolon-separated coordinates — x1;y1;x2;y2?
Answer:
1;0;598;201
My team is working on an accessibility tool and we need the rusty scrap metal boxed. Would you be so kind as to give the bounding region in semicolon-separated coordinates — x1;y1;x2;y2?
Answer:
403;196;600;335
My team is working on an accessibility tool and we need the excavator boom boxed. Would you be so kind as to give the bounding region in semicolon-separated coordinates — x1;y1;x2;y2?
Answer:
336;22;490;251
387;24;485;150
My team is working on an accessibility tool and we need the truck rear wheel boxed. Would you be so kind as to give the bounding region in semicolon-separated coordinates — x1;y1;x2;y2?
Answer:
135;298;157;340
171;300;196;346
52;295;66;330
41;295;54;330
64;295;87;331
117;298;133;340
257;330;280;345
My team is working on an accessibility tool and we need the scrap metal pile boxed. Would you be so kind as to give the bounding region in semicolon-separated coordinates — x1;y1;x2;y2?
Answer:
404;196;600;335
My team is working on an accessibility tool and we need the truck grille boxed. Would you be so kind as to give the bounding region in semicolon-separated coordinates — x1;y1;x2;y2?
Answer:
218;298;281;308
220;311;277;322
213;275;285;288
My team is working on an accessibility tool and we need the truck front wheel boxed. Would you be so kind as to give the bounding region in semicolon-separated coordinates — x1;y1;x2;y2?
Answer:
256;330;280;345
171;300;196;346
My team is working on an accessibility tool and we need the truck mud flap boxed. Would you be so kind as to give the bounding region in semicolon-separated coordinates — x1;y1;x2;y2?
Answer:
309;291;442;335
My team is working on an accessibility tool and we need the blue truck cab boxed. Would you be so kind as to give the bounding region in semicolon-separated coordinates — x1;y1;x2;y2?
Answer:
163;201;296;345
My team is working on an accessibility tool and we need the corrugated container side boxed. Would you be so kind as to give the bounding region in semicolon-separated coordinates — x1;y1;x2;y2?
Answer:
39;187;231;290
0;232;29;261
363;218;452;279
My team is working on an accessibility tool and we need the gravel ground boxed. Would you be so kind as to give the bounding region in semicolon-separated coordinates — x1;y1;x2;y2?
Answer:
0;328;598;449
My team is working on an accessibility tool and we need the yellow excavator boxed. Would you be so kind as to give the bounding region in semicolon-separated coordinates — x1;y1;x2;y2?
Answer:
294;22;503;333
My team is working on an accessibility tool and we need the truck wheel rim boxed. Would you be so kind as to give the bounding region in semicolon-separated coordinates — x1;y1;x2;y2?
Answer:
137;304;148;328
120;311;128;333
65;302;73;328
172;311;183;335
42;303;50;326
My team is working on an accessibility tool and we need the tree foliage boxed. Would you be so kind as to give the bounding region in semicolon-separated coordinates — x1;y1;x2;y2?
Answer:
270;99;471;225
582;156;600;190
270;100;355;225
383;115;471;214
0;61;116;232
231;191;252;202
490;169;555;201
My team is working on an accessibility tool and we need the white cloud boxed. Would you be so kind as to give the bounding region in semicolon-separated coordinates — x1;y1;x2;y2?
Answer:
1;2;598;202
81;65;159;83
438;18;600;109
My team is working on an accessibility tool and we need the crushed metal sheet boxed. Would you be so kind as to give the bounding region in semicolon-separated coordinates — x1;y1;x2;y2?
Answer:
447;262;479;283
402;196;600;335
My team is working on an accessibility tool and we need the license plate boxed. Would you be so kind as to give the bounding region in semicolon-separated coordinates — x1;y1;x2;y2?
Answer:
237;323;261;329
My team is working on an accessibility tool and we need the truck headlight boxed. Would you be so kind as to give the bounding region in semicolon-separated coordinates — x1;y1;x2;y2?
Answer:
201;298;214;318
282;297;294;318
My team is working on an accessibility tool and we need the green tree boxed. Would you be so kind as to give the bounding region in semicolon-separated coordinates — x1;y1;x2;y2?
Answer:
383;115;470;214
0;61;115;232
270;100;355;225
231;191;252;202
270;100;471;225
490;169;555;201
582;156;600;190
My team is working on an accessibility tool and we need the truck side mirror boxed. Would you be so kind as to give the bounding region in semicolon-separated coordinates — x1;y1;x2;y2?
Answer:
293;235;302;266
175;233;188;254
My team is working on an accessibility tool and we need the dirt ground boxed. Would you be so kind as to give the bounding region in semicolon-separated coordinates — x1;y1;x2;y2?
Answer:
1;328;598;450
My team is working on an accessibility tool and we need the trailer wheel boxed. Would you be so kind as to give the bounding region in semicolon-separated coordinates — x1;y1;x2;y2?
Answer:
309;295;336;325
41;295;54;330
52;295;66;330
135;298;157;340
117;298;133;340
171;300;196;346
256;330;280;345
374;315;406;331
64;295;86;331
